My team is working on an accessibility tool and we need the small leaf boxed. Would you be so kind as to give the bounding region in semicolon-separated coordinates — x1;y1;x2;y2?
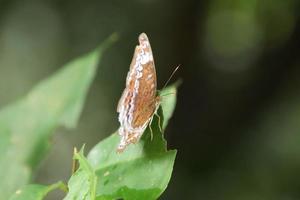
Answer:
9;182;66;200
64;147;97;200
64;83;178;200
159;81;180;130
0;34;117;199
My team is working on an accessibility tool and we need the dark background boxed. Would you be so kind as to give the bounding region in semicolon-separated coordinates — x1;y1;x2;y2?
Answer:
0;0;300;199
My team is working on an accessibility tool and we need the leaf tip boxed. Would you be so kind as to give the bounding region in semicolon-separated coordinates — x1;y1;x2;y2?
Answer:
98;32;119;53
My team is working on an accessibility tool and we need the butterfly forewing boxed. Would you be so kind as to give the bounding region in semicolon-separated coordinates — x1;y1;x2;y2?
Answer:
117;33;158;152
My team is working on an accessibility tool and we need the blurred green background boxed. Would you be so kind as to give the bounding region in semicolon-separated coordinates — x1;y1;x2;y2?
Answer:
0;0;300;199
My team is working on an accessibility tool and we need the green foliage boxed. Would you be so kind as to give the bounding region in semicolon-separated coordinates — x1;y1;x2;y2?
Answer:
159;81;180;130
0;34;117;200
0;32;177;200
9;182;67;200
64;84;178;200
63;147;97;200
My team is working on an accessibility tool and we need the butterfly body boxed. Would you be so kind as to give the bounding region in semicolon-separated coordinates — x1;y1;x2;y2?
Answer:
117;33;159;152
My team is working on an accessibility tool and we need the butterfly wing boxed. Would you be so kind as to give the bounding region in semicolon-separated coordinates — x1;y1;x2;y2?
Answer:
131;33;157;128
117;33;158;152
117;45;140;113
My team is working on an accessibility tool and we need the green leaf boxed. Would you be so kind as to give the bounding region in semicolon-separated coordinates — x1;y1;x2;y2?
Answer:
64;147;97;200
64;83;178;200
9;182;67;200
0;34;117;200
159;81;180;130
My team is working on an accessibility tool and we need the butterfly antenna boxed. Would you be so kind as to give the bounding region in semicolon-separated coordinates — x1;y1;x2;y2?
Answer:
162;65;180;90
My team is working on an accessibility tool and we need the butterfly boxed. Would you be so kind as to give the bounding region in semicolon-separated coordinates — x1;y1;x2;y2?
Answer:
117;33;160;152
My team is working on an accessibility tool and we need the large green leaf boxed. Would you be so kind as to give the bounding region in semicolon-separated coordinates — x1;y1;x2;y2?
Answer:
64;84;178;200
0;34;117;200
9;182;66;200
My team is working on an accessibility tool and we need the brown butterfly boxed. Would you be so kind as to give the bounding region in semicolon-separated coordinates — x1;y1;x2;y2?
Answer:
117;33;160;152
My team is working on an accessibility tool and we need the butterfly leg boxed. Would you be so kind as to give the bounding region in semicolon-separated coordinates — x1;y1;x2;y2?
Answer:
154;112;162;133
149;117;154;141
